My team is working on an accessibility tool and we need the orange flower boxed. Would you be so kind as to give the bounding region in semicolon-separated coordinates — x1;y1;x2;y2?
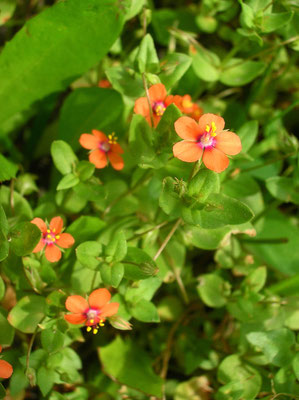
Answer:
79;130;124;170
98;79;111;88
134;83;175;127
173;94;203;121
64;288;119;334
0;346;13;379
173;113;242;173
31;216;75;263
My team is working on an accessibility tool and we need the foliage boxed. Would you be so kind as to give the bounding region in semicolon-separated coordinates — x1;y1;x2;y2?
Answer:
0;0;298;399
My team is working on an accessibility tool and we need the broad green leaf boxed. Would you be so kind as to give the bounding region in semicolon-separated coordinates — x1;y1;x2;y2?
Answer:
188;169;220;202
237;120;259;153
159;177;182;217
0;277;4;301
56;173;80;191
105;231;127;262
67;216;106;243
197;274;231;308
195;15;218;33
58;88;124;150
239;0;255;29
192;48;220;82
136;34;160;74
266;177;299;204
8;295;47;333
246;329;295;367
261;11;294;33
125;277;162;303
220;59;265;86
186;225;231;250
130;299;160;323
292;353;299;381
100;262;124;288
0;185;33;220
155;104;182;151
51;140;78;175
0;240;9;262
218;355;262;400
242;266;267;293
15;173;38;196
159;53;192;89
0;310;15;346
99;336;163;397
0;205;9;237
37;367;55;397
41;329;65;353
0;154;18;182
76;241;102;270
0;0;17;26
0;0;126;131
123;247;158;280
75;161;95;182
73;181;106;202
106;66;144;98
199;193;254;229
9;221;41;256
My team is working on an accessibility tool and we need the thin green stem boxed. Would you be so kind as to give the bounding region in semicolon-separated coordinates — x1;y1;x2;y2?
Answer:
142;73;155;128
127;221;170;242
153;218;182;261
240;237;288;244
90;271;98;292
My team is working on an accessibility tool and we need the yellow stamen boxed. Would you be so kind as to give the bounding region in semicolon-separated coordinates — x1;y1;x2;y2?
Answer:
99;320;105;327
90;319;94;324
47;229;50;233
86;326;92;332
182;99;193;109
206;122;217;137
108;132;118;144
47;234;52;239
53;228;56;232
93;328;98;334
56;235;60;239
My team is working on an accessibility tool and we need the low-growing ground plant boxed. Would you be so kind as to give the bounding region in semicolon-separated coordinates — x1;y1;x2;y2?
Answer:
0;0;299;399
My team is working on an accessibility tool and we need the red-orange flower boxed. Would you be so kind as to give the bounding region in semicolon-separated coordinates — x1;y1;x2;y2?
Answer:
173;113;242;173
173;94;203;121
79;130;124;170
64;288;119;334
98;79;111;88
134;83;176;127
0;346;13;379
31;217;75;263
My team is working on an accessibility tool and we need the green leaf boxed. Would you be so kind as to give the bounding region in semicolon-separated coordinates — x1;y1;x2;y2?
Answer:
9;221;41;256
15;173;38;196
198;193;254;229
58;87;124;150
130;299;160;323
8;295;47;333
237;120;259;153
73;181;106;202
188;169;220;202
41;329;65;353
186;225;231;250
0;383;6;399
192;48;220;82
266;177;299;204
56;173;80;191
292;353;299;381
155;104;182;150
106;66;144;98
125;277;162;303
0;0;17;27
0;185;33;220
0;277;4;301
242;266;267;293
261;11;294;33
76;241;102;270
75;161;95;182
0;0;125;130
123;247;158;280
67;216;105;243
159;52;192;89
159;177;182;217
197;274;230;308
247;329;295;367
136;34;160;74
0;310;15;346
37;366;55;397
100;262;124;288
218;355;262;400
220;59;265;86
0;205;9;238
0;240;9;262
51;140;78;175
99;336;163;397
239;0;255;29
105;231;127;262
0;154;18;182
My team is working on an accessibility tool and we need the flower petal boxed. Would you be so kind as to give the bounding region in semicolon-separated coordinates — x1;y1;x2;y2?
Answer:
88;288;111;309
89;149;108;169
56;233;75;249
203;148;229;173
92;130;107;142
134;97;150;116
64;313;86;325
100;302;119;318
49;216;64;234
215;131;242;155
173;140;203;162
198;113;225;134
79;134;99;150
0;359;13;379
110;143;124;154
45;244;62;263
174;116;201;140
65;295;88;313
0;346;2;353
32;239;45;253
148;83;167;102
31;218;47;233
108;152;124;171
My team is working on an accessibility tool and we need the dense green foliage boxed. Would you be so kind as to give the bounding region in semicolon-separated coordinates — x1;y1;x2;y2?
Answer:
0;0;298;399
